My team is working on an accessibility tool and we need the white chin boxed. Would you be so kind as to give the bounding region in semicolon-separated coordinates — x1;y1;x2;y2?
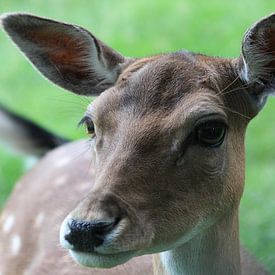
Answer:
69;249;136;268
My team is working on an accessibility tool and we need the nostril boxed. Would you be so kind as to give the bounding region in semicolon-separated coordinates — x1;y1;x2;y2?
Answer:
64;218;120;252
69;218;119;235
64;230;76;246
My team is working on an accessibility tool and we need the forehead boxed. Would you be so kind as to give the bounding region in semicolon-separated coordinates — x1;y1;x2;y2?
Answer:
89;52;224;121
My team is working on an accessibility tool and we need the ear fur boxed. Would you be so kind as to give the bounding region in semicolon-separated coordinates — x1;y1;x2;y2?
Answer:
239;13;275;109
0;13;126;95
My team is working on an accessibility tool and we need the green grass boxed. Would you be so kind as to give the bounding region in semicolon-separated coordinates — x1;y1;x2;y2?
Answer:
0;0;275;272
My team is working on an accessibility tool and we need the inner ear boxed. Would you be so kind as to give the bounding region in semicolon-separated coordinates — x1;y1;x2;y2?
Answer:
240;13;275;87
237;13;275;113
1;13;127;96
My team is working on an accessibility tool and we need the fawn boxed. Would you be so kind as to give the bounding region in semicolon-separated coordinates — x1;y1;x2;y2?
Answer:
0;12;274;275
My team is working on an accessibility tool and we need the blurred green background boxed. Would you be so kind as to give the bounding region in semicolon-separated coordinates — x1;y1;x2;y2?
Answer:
0;0;274;272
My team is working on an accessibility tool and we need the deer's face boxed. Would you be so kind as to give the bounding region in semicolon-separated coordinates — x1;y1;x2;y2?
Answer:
2;13;274;269
63;54;249;267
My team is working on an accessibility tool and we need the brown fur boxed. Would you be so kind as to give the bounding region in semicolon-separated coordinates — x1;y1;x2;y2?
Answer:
0;53;270;275
1;13;274;275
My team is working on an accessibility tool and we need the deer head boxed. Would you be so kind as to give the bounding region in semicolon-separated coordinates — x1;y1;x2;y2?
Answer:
1;12;274;273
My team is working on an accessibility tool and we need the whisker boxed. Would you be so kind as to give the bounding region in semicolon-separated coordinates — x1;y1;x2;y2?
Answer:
216;75;241;96
216;102;251;120
219;82;253;97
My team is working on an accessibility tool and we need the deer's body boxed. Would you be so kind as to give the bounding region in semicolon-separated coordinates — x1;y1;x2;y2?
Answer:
0;12;274;275
0;141;268;275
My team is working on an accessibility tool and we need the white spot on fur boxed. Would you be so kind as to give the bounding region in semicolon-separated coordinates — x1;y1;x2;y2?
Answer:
54;157;71;168
2;215;15;233
0;211;6;224
78;182;90;192
34;213;45;228
54;175;68;187
10;235;21;255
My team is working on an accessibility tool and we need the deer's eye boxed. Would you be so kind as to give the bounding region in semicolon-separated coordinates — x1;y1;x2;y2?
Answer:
196;120;227;147
79;116;96;138
86;122;95;137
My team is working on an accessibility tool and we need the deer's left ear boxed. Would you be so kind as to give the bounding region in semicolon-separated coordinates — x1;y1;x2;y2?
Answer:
0;13;127;96
239;13;275;110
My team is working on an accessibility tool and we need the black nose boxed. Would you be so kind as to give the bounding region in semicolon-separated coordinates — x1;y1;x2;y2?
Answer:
65;218;118;252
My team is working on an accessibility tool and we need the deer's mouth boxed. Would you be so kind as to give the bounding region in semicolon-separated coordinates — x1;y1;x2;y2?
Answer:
68;249;137;268
59;214;153;268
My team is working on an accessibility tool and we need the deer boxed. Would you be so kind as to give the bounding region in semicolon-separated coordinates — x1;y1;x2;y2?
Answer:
0;12;274;275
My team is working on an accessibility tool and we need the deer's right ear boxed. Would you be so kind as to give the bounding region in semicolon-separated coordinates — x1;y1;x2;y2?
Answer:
0;13;126;96
238;13;275;111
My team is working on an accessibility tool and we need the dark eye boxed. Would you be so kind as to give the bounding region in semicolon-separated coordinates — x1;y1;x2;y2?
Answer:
196;120;227;147
86;122;95;137
78;116;96;138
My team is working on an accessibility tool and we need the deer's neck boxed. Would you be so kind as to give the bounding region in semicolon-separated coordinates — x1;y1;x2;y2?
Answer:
153;210;241;275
